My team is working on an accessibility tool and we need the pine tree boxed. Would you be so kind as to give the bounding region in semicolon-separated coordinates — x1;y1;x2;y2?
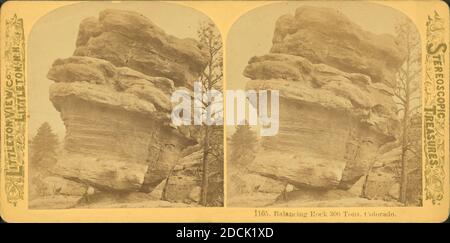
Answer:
197;21;223;206
30;122;59;171
229;124;257;168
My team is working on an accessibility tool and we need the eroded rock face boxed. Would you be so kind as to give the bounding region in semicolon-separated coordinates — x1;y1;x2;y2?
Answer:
47;9;206;193
271;6;406;86
163;149;203;203
74;9;209;87
48;57;195;191
245;54;399;137
245;7;404;190
162;147;223;205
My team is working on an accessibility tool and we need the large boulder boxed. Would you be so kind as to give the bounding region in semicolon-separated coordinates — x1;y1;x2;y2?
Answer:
271;6;406;86
245;54;399;189
73;9;209;87
47;9;203;193
244;7;405;191
52;153;148;191
48;60;194;191
244;54;399;136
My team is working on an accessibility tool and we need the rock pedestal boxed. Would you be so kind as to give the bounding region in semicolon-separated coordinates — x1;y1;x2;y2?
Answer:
46;9;208;193
245;6;405;191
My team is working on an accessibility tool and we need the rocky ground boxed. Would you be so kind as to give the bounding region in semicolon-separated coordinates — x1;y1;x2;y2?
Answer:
29;194;195;209
227;170;401;207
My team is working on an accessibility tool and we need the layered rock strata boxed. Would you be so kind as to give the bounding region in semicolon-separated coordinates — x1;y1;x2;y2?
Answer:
271;6;405;86
244;6;405;191
74;9;208;87
46;9;208;194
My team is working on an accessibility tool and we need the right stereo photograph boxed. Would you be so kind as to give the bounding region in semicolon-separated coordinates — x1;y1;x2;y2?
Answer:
226;1;423;208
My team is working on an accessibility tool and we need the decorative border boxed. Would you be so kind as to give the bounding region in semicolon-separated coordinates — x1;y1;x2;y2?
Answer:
3;15;26;206
423;11;447;205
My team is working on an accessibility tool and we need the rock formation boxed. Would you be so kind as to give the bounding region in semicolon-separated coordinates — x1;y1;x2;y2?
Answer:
271;6;405;86
244;6;405;195
37;9;211;207
74;9;208;87
163;149;203;203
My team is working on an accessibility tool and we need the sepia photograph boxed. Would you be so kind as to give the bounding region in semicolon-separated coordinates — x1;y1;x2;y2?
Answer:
26;2;224;209
0;0;448;224
227;2;423;207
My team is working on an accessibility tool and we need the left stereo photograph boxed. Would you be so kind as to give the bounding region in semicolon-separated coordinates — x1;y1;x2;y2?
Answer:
10;1;224;210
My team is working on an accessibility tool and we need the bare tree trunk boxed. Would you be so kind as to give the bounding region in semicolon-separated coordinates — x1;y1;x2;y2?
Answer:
399;46;411;205
399;110;409;204
399;153;408;203
393;20;420;206
200;125;210;206
362;165;372;198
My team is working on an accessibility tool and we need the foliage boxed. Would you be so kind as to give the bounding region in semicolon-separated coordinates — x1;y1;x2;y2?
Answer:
29;122;59;198
30;122;59;172
229;124;258;168
197;20;223;206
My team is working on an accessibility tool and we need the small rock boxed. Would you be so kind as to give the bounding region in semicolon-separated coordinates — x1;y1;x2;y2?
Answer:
86;186;95;195
164;150;202;203
348;176;366;196
388;183;400;200
41;176;87;196
149;180;166;200
189;186;201;202
285;184;294;192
